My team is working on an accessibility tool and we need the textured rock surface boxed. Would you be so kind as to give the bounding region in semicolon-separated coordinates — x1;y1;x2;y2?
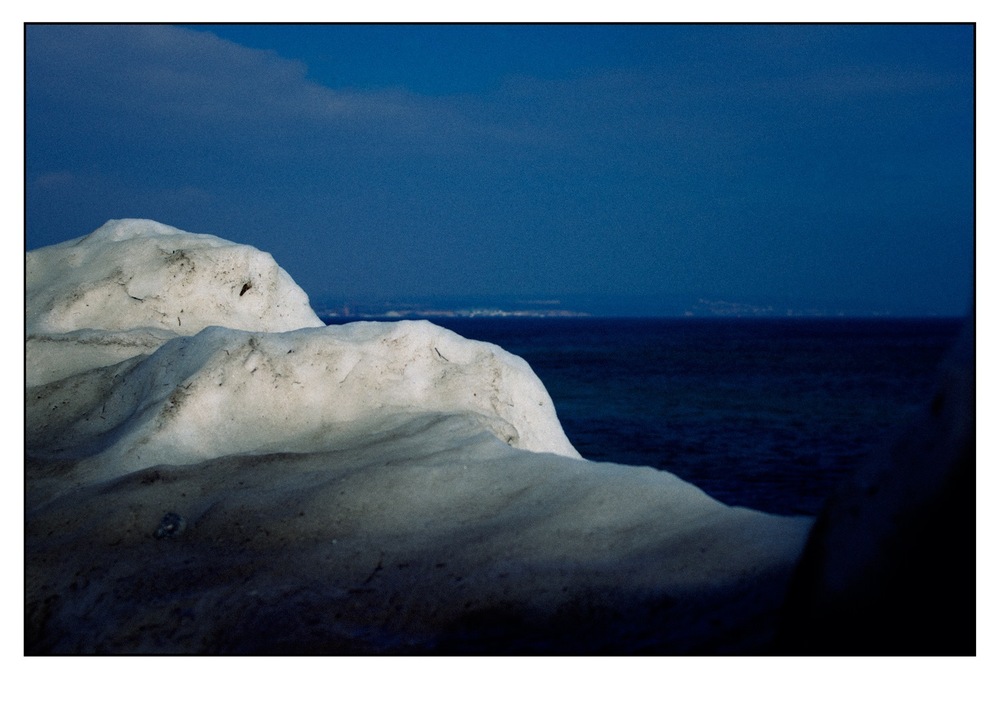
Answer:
25;219;814;654
27;320;580;496
26;218;323;337
26;418;810;654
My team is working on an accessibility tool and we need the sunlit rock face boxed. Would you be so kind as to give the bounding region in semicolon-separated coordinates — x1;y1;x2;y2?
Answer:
28;320;581;491
26;218;324;337
25;219;813;655
26;218;325;388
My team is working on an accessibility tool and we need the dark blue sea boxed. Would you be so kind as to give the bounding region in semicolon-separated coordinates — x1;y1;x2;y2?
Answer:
322;316;963;517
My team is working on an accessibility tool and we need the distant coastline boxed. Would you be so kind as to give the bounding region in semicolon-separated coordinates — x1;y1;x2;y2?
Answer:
317;306;591;319
312;294;967;320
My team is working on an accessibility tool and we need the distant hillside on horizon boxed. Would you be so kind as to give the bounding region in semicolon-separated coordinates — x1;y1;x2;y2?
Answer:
312;293;967;320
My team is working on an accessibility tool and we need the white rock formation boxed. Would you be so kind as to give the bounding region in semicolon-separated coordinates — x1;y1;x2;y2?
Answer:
26;218;323;387
26;218;324;336
25;219;812;654
29;320;581;489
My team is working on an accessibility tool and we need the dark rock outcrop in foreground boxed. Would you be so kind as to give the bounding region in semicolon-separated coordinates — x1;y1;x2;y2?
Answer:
776;311;975;655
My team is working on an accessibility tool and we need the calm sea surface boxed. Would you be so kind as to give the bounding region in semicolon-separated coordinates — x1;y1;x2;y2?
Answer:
322;316;963;516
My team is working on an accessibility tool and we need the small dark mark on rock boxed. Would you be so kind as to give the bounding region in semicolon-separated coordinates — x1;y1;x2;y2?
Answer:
362;553;384;584
240;282;252;296
154;512;186;539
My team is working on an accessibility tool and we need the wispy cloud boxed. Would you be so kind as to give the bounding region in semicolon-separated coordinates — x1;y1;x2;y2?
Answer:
31;170;75;189
27;25;496;158
796;64;971;98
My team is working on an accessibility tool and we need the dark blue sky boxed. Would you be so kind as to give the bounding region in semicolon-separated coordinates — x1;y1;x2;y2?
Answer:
26;24;974;315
